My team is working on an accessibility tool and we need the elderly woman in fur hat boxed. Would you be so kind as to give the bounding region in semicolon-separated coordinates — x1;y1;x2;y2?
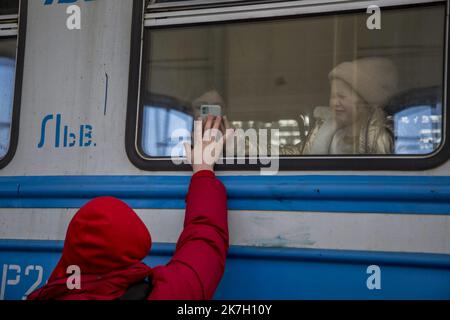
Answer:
283;57;399;155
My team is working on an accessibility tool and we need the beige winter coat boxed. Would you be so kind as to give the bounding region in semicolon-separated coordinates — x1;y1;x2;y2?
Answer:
280;106;393;155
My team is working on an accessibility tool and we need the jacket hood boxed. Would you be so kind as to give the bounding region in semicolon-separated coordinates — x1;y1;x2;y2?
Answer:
28;196;152;300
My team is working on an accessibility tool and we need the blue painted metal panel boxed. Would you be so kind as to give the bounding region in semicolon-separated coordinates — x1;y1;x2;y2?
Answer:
1;240;449;300
0;175;449;214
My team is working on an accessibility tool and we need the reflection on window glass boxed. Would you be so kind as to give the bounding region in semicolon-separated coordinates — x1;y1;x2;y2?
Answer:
0;38;16;159
390;86;443;154
142;106;193;157
141;4;445;157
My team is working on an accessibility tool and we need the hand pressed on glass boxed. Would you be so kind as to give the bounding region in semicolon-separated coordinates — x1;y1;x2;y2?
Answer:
184;115;234;173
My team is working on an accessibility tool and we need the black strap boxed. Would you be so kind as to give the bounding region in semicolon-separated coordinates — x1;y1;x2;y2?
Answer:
118;277;153;300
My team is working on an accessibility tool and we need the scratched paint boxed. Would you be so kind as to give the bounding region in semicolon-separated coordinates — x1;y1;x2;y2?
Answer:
253;232;316;248
230;213;316;248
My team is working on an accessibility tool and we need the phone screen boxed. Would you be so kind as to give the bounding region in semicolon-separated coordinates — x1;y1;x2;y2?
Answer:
200;104;222;118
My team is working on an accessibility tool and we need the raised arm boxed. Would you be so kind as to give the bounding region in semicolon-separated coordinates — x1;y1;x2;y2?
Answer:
148;116;231;300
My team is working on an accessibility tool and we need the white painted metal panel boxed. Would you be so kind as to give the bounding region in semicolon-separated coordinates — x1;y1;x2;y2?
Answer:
1;209;449;254
145;0;443;26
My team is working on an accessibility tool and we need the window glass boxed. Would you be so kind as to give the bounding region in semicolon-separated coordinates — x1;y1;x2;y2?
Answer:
140;4;445;158
0;37;16;159
151;0;257;4
389;86;442;154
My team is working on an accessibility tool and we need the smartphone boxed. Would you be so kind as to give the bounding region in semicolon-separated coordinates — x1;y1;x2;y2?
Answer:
200;104;222;118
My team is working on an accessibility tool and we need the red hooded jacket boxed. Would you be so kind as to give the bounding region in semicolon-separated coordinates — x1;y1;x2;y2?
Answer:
27;170;229;300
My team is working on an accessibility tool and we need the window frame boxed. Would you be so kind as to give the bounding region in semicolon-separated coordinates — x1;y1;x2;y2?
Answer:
0;0;27;169
126;0;450;171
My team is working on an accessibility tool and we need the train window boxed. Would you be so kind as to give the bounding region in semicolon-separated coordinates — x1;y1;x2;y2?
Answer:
0;0;25;168
127;0;449;170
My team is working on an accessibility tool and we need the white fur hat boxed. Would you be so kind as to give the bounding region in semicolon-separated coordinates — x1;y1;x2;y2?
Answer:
329;57;399;108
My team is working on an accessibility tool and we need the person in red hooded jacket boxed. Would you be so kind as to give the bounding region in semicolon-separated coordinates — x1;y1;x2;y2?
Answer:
28;115;231;300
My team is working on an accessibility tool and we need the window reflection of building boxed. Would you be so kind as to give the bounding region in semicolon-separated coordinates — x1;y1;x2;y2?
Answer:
388;87;443;155
394;105;442;154
0;56;15;159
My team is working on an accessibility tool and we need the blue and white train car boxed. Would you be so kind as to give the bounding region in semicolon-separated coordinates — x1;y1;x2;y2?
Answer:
0;0;450;300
